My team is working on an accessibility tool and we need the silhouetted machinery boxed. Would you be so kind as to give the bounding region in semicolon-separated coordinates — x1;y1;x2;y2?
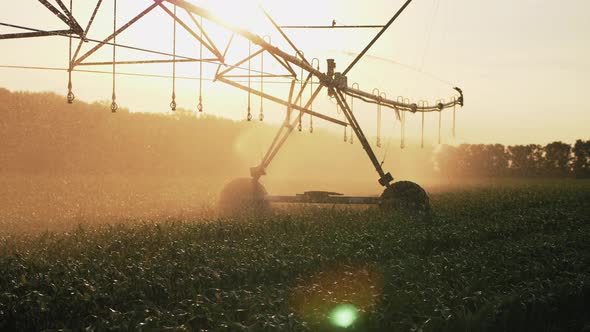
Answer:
0;0;464;214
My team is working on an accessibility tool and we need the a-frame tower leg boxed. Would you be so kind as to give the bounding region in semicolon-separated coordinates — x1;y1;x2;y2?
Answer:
333;88;394;188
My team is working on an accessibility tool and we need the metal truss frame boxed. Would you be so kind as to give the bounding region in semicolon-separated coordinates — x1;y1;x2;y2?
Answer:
0;0;83;39
0;0;465;189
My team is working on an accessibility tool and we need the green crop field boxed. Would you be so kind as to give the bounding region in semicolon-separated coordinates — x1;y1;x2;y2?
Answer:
1;180;589;331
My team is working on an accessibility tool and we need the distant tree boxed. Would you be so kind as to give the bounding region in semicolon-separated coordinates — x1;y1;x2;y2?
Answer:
455;144;473;176
485;144;508;176
437;145;459;178
468;144;486;177
0;89;242;176
507;144;544;177
543;141;572;177
437;142;585;179
508;145;530;176
573;140;590;178
437;144;508;178
528;144;545;177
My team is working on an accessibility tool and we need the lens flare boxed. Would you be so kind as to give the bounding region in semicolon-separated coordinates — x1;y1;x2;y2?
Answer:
289;264;383;327
330;304;359;328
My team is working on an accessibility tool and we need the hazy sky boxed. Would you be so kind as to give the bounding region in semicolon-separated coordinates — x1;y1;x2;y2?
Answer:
1;0;589;146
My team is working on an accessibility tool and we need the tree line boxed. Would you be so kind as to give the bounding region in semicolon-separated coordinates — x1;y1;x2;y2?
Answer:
0;88;247;177
437;141;590;178
1;88;588;181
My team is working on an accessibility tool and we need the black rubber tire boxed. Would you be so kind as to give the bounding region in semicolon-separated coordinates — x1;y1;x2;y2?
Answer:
218;178;269;217
380;181;431;213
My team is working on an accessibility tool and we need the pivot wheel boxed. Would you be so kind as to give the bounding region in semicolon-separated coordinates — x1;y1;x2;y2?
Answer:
218;178;269;217
380;181;431;213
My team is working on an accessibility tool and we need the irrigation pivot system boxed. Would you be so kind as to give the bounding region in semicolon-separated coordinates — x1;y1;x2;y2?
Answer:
1;0;464;213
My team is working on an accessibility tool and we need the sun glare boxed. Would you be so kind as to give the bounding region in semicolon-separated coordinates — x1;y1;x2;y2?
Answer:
198;0;271;35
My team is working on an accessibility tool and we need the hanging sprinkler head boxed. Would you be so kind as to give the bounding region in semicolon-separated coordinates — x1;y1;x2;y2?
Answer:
198;96;203;113
67;90;75;104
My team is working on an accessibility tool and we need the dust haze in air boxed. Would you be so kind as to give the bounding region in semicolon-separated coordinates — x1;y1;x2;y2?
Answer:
0;88;440;233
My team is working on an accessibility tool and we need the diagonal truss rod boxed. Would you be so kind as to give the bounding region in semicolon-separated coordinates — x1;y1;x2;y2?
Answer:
261;7;309;65
37;0;83;33
185;11;221;59
71;0;103;63
251;83;324;180
217;77;346;127
73;1;164;66
156;2;224;61
333;88;393;187
342;0;413;76
52;0;83;33
0;27;75;40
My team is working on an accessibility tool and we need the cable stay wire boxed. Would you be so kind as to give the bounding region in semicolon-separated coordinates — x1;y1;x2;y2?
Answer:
339;51;454;88
419;0;441;70
0;64;295;84
279;25;385;29
0;22;201;62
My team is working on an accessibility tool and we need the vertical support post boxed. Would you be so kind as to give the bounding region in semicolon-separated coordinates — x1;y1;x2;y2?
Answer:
198;15;204;112
110;0;118;113
170;3;177;112
66;0;75;104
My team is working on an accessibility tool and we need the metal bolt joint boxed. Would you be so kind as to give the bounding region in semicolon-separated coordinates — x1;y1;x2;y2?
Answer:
378;172;394;187
250;166;266;179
